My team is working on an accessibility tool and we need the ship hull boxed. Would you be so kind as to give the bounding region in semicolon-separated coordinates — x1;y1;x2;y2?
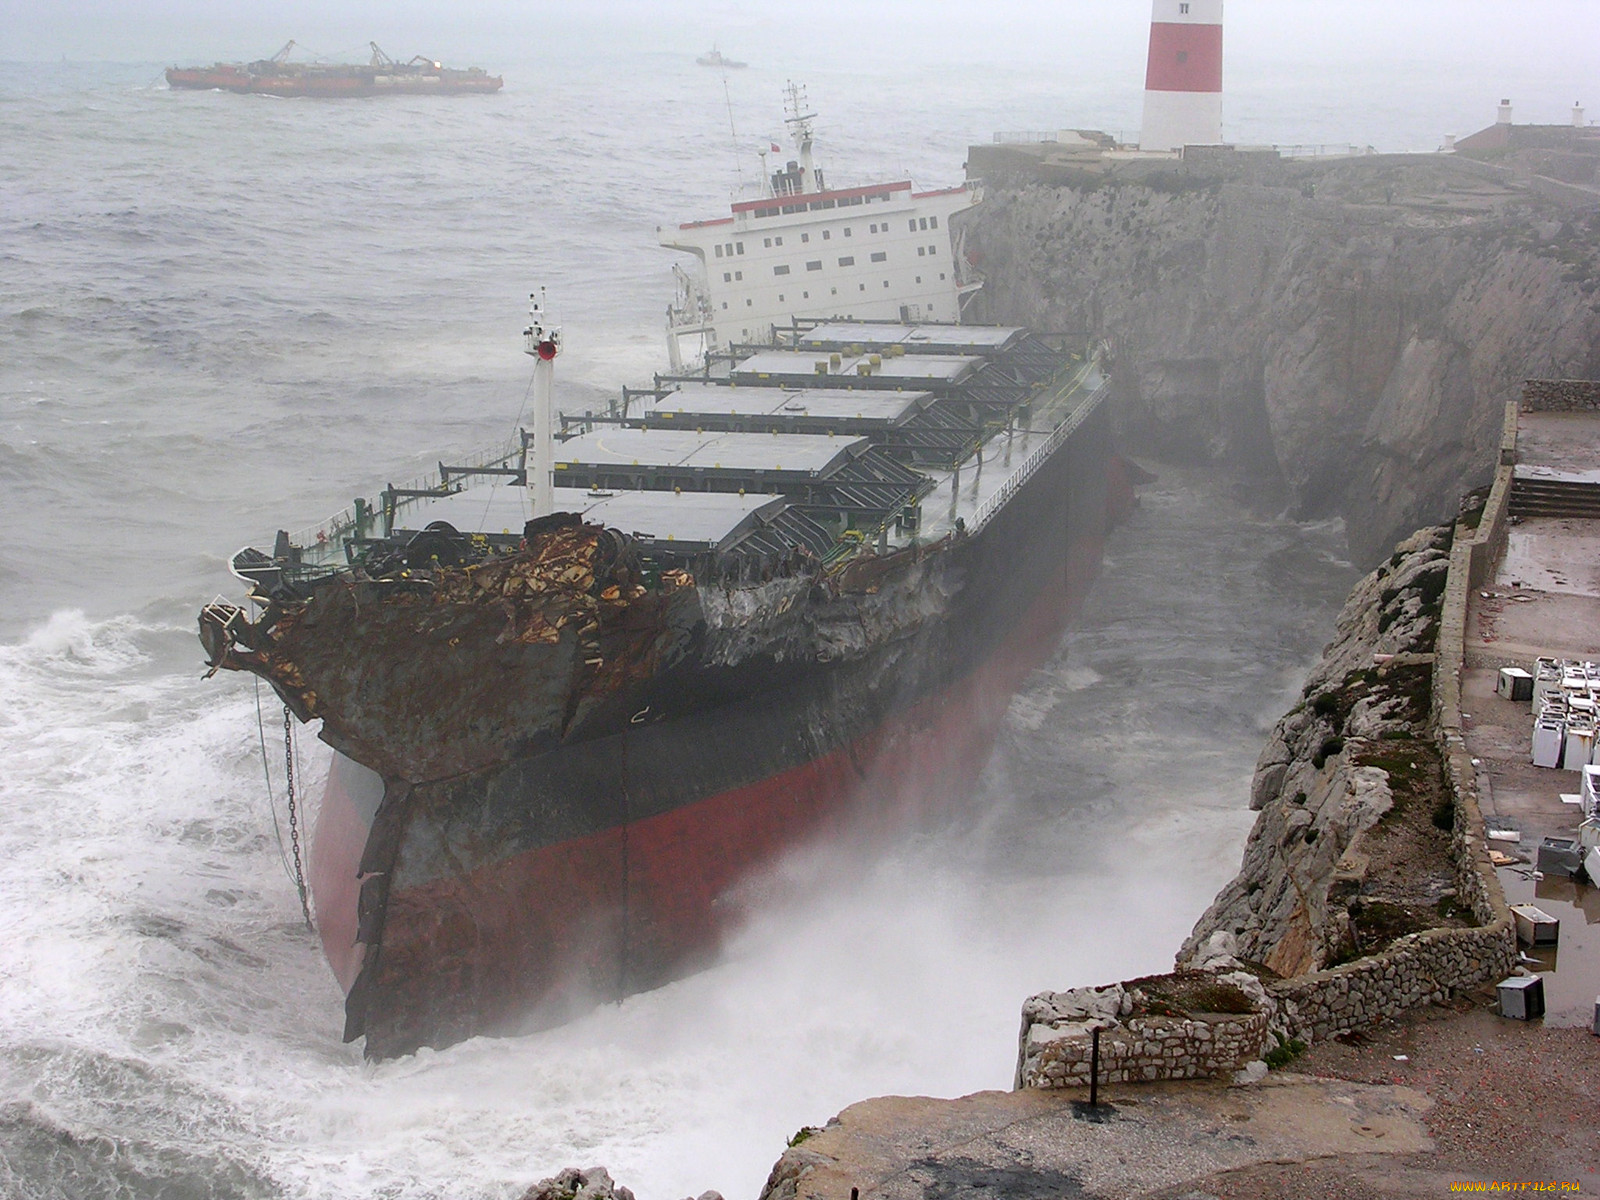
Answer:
310;406;1131;1057
165;68;503;96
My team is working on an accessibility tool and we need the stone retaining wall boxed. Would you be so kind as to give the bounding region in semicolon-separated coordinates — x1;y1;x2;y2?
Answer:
1522;379;1600;411
1268;924;1512;1042
1469;403;1520;590
1020;1011;1271;1090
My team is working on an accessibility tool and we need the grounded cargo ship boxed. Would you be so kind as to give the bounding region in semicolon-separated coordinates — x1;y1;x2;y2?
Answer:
165;41;503;97
199;313;1131;1058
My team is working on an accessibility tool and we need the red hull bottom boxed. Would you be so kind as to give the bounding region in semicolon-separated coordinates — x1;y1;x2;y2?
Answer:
312;525;1109;1054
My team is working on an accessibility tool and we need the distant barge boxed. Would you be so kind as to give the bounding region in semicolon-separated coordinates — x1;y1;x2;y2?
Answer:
166;41;502;98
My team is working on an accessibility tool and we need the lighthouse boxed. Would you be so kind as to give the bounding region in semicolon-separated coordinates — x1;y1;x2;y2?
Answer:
1140;0;1224;152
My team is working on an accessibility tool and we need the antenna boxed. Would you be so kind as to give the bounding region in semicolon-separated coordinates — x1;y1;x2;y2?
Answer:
722;73;745;192
784;81;819;192
783;80;816;143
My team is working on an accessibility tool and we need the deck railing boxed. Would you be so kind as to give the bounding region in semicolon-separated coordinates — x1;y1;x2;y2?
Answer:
284;435;523;563
968;378;1109;536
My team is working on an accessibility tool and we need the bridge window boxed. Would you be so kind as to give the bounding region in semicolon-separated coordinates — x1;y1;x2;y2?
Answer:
838;256;855;266
806;260;822;271
870;251;887;262
773;264;791;275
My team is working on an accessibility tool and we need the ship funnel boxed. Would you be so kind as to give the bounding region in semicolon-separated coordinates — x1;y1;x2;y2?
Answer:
1498;98;1513;125
523;290;562;518
1140;0;1224;152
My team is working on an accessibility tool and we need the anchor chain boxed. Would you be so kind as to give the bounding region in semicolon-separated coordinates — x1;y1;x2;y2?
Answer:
283;706;314;932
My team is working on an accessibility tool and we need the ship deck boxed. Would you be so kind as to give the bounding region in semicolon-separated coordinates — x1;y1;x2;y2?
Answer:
270;321;1105;578
645;382;933;427
731;350;982;387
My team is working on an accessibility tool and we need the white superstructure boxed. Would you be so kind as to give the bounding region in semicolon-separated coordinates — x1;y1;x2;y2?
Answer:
658;84;982;368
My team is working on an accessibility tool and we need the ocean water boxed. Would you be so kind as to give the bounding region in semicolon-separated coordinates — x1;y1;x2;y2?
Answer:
0;20;1586;1197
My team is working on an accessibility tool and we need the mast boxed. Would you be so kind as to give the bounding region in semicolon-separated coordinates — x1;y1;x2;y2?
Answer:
522;291;561;517
784;81;819;193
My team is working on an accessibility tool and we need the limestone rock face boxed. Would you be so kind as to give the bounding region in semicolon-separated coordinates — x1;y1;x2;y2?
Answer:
967;161;1600;563
519;1167;721;1200
520;1168;636;1200
1175;526;1452;974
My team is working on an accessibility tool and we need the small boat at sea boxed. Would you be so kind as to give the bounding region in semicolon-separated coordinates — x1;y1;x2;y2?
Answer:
166;41;503;97
695;47;747;69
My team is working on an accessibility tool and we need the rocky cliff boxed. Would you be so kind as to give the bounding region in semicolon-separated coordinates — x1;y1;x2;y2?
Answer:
1176;524;1464;976
965;152;1600;563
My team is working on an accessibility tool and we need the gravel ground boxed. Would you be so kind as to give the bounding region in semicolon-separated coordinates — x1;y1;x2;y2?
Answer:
1160;993;1600;1199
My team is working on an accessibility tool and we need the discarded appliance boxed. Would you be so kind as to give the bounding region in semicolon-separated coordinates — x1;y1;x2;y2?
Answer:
1497;974;1546;1021
1510;903;1560;947
1497;667;1534;701
1564;715;1597;770
1584;765;1600;814
1532;717;1566;768
1537;837;1586;878
1533;658;1564;709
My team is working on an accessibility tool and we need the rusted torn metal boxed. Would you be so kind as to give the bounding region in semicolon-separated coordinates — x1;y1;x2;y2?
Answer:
200;519;709;783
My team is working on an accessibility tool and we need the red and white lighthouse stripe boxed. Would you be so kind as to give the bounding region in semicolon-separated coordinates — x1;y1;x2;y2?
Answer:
1140;0;1224;152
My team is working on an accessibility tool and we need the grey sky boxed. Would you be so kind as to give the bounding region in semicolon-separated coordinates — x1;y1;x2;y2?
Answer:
4;0;1593;142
